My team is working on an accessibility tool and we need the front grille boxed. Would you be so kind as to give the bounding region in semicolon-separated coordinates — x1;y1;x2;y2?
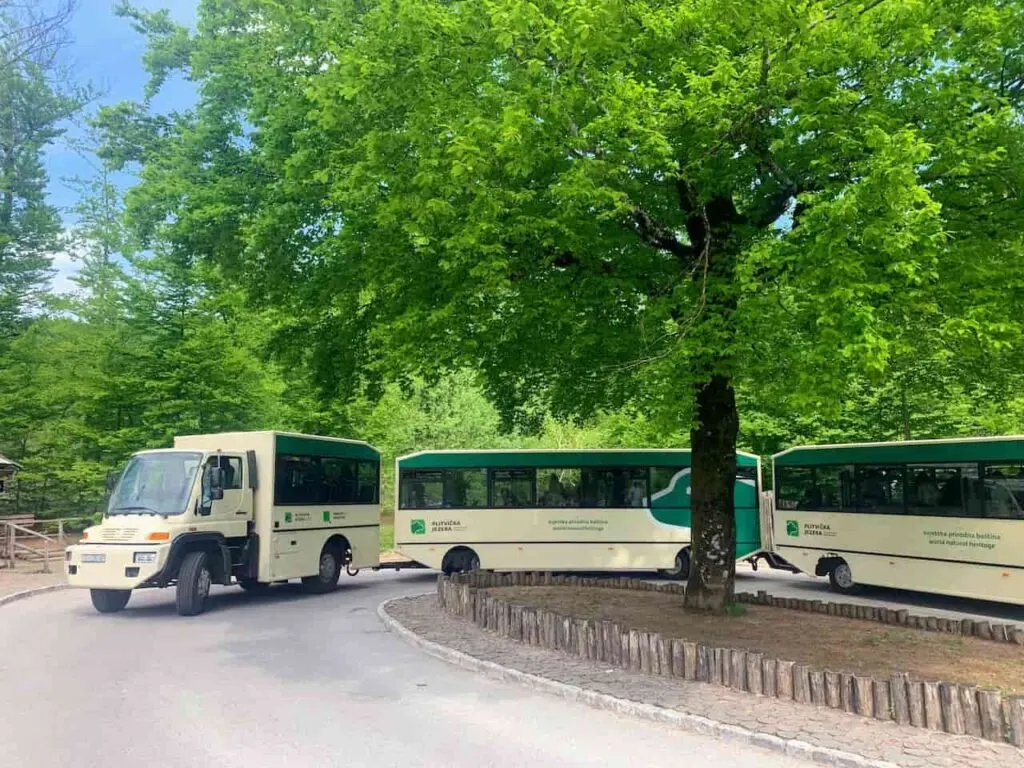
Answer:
100;528;139;542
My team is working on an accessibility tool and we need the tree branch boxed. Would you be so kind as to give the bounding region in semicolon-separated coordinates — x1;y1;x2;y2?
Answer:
0;0;76;70
630;207;699;266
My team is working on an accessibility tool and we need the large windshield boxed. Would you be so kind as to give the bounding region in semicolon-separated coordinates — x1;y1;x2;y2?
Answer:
108;452;203;516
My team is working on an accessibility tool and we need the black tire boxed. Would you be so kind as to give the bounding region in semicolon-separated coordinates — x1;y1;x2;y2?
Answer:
442;548;478;575
176;550;212;616
828;560;858;595
658;548;691;581
90;589;130;614
238;579;269;593
301;544;342;594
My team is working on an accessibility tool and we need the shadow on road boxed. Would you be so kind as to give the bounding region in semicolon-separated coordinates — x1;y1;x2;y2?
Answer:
90;580;377;620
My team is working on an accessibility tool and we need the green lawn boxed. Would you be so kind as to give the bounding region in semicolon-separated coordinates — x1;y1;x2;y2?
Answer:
380;523;395;553
379;510;395;553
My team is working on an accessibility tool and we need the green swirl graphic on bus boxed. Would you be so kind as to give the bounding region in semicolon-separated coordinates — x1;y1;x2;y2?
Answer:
410;519;426;535
785;520;800;538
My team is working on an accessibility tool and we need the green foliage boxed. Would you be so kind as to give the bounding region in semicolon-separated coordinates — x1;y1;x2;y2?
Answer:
4;0;1024;609
0;155;283;516
0;47;80;343
87;0;1024;607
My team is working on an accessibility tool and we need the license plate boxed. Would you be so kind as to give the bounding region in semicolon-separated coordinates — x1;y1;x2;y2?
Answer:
81;554;106;564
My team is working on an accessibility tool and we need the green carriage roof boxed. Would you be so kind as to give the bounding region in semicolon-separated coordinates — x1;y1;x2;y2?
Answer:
398;448;759;470
773;436;1024;467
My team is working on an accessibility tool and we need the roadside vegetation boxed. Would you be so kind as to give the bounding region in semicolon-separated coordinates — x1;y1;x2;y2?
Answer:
2;1;1023;607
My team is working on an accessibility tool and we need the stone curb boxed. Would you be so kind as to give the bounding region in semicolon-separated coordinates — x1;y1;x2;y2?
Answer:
0;583;70;608
379;594;896;768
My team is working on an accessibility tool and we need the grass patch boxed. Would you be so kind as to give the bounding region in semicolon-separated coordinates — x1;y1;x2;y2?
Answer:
379;524;394;553
379;510;395;553
493;586;1024;694
724;602;747;617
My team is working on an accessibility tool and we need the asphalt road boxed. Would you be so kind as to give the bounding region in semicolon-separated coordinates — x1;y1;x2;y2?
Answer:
0;572;811;768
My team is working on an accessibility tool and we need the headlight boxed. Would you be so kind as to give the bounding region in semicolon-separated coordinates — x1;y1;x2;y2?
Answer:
133;552;157;564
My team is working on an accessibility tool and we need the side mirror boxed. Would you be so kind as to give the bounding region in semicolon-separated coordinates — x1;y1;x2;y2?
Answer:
200;466;225;515
105;470;120;493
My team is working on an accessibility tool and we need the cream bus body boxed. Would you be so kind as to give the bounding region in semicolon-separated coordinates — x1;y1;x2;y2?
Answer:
771;436;1024;605
394;448;763;577
65;431;380;615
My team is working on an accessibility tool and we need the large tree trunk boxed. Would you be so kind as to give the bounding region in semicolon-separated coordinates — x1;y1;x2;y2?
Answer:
679;193;743;612
684;373;739;611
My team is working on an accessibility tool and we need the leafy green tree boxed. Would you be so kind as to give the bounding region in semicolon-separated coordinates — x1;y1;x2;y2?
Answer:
0;30;80;343
105;0;1024;609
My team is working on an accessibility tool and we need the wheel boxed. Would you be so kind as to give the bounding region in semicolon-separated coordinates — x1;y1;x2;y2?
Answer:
90;589;130;614
466;551;481;573
828;560;858;594
176;550;212;616
301;545;341;594
238;579;269;593
658;548;690;581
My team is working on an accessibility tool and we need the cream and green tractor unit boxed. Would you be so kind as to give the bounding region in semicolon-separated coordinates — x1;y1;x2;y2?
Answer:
65;432;380;616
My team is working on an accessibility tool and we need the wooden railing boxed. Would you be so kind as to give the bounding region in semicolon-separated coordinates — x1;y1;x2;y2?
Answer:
0;517;89;572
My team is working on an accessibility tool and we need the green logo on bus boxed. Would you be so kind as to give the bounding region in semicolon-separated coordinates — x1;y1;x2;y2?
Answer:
411;519;426;535
284;512;293;524
323;510;332;522
786;520;799;537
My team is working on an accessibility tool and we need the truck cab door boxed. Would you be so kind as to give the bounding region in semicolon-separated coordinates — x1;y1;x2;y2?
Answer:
200;455;252;535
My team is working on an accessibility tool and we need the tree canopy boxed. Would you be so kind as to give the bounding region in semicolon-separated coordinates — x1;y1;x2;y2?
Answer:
1;1;1022;603
97;0;1024;607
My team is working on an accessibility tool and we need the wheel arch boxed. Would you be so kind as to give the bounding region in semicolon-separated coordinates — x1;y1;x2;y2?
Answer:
441;545;479;574
815;555;845;577
323;533;352;564
161;533;230;586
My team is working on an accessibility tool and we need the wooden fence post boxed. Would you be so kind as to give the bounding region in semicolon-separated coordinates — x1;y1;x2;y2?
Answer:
776;661;795;700
793;664;811;704
730;649;747;691
746;652;763;695
824;671;841;709
809;670;826;706
1005;696;1024;746
872;679;891;721
959;686;982;738
853;676;874;717
922;682;943;731
939;682;965;735
762;658;778;698
978;689;1004;742
890;674;911;725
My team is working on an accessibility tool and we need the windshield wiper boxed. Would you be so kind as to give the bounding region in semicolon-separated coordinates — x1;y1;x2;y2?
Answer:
111;505;165;516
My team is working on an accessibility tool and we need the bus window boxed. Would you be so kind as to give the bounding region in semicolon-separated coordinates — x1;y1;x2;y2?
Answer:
776;467;812;510
776;466;853;511
275;455;323;505
491;469;535;507
356;461;379;504
400;470;444;509
983;464;1024;519
907;464;972;517
580;468;648;508
442;469;486;508
855;465;905;514
322;457;357;503
809;466;853;511
538;469;580;507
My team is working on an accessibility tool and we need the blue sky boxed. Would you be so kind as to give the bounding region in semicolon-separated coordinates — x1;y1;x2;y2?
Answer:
44;0;199;289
